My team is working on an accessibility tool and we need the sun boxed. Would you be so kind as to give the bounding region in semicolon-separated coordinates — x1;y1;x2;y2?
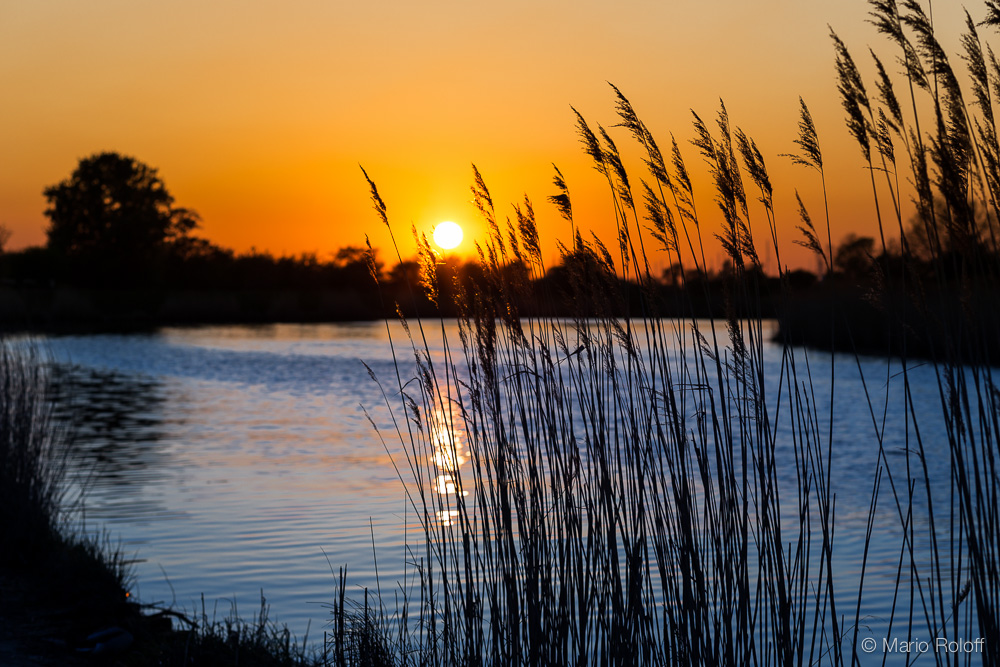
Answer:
433;221;463;250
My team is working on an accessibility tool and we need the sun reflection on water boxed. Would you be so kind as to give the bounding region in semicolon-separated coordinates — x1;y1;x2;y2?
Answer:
436;509;461;526
433;474;466;496
428;403;469;526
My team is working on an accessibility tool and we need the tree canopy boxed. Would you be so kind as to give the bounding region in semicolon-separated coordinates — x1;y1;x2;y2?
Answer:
43;152;199;284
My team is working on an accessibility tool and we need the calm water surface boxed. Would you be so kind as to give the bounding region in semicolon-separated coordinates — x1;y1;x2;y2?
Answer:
42;321;960;660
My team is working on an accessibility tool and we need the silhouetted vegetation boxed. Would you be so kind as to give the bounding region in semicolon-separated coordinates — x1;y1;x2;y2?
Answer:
3;0;998;663
3;138;999;365
0;151;952;334
43;152;200;288
329;1;1000;665
0;340;67;563
0;148;820;328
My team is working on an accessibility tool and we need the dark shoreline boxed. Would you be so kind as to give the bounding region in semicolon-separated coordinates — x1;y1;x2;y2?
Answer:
3;284;996;367
0;287;384;333
0;280;782;332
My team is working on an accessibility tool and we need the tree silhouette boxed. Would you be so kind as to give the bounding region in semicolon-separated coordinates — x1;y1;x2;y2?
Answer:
834;233;874;280
43;152;199;285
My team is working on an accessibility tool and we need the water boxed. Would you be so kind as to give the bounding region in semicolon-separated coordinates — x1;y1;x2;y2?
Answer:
46;323;418;646
38;321;981;662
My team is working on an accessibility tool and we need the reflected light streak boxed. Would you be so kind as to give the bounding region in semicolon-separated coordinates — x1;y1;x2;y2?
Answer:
429;403;470;525
434;474;468;496
430;407;468;471
436;510;461;527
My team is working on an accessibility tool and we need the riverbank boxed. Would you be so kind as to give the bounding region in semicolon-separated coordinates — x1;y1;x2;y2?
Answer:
0;287;383;331
0;338;323;666
0;547;322;666
0;278;791;333
1;494;323;666
1;530;138;666
5;282;989;365
776;282;1000;363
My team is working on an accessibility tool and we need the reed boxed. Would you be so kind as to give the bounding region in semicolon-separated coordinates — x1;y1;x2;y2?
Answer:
855;0;999;661
346;95;851;667
0;338;67;561
350;152;850;667
336;1;1000;665
167;593;320;667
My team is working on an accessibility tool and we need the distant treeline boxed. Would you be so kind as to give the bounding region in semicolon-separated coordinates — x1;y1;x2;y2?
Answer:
0;237;811;325
4;223;998;350
3;150;998;349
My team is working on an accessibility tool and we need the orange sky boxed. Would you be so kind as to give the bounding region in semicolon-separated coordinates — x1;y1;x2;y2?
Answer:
0;0;978;273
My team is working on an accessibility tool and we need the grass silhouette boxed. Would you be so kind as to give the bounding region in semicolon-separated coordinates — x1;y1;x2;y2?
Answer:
334;1;1000;665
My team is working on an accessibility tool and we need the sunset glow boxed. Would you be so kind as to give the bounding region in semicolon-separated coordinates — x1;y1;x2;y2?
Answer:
0;0;974;270
5;1;996;658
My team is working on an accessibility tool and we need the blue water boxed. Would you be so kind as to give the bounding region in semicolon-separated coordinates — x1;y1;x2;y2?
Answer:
39;321;984;663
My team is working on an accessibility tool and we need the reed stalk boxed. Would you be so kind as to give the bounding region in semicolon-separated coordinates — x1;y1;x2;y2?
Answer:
334;2;1000;665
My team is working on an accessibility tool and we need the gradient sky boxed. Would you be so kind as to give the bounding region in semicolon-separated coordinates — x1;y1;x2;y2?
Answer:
0;0;978;272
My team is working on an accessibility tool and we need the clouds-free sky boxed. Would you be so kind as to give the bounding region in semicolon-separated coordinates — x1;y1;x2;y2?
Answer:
0;0;978;271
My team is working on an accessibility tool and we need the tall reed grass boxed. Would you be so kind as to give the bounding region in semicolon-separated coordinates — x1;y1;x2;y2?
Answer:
0;338;66;560
337;1;1000;664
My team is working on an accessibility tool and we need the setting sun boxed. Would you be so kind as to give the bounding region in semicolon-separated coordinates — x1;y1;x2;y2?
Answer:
433;221;463;250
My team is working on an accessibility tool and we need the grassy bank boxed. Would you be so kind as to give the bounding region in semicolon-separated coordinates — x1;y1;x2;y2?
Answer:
0;338;322;666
